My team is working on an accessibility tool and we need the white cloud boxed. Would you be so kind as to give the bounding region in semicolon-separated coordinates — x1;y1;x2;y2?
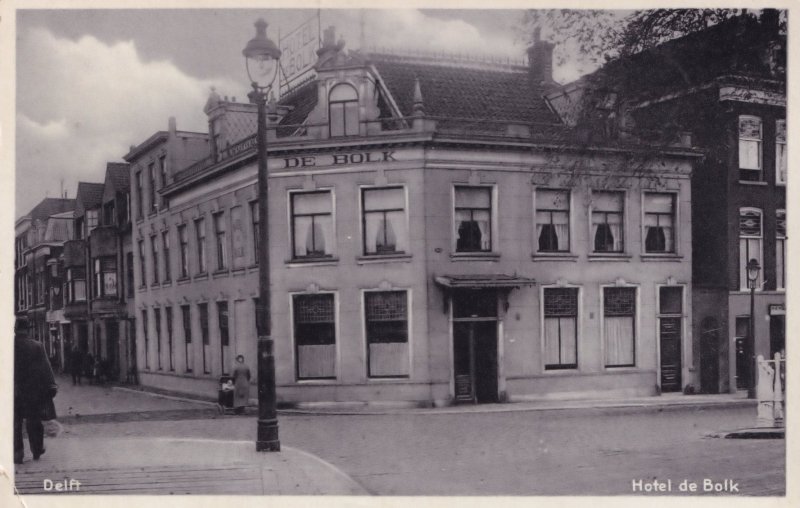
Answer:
16;27;239;217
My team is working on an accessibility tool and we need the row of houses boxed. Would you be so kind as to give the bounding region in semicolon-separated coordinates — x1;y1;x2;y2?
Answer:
15;12;785;405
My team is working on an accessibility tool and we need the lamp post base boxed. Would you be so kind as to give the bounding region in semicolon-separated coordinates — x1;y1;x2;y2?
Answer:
256;418;280;452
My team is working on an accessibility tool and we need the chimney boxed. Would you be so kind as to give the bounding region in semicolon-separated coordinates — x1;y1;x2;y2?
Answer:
527;27;555;87
168;116;177;134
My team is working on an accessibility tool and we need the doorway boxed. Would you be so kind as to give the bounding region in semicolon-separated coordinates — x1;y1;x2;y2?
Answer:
452;290;499;404
659;317;682;392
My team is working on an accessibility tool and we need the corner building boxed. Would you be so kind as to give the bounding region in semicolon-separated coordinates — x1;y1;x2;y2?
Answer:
134;30;700;405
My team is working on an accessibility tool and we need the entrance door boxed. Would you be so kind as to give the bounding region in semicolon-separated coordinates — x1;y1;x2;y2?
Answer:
452;290;499;404
659;317;682;392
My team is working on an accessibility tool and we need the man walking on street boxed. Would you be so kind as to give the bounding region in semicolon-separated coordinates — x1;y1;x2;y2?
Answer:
70;345;83;385
14;317;57;464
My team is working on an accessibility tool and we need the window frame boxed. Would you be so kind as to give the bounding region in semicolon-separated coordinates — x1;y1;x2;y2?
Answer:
362;289;411;379
181;304;193;373
93;256;117;298
738;207;764;291
328;83;359;137
776;209;786;291
288;189;336;260
150;234;160;285
453;184;496;253
291;291;339;381
213;211;228;271
534;187;572;254
195;217;207;274
162;230;171;282
138;240;146;288
590;190;626;254
738;115;763;181
642;192;678;254
601;285;640;369
540;285;581;371
776;119;787;186
360;185;409;256
178;224;189;278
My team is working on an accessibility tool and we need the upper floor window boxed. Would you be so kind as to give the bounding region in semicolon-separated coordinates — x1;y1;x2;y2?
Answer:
135;171;143;219
66;267;86;302
150;235;160;284
86;210;99;233
93;256;117;298
455;186;492;252
195;218;207;274
362;187;408;255
291;191;333;259
535;189;570;253
591;191;624;253
149;162;157;213
738;207;763;290
213;212;227;270
103;202;115;226
739;115;762;181
776;209;786;290
75;217;84;240
644;193;675;253
178;225;189;278
159;155;169;209
776;120;787;185
138;240;146;287
162;230;171;282
329;84;359;137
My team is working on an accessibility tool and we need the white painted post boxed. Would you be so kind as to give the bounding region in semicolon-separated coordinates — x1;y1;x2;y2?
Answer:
773;352;784;428
755;355;774;428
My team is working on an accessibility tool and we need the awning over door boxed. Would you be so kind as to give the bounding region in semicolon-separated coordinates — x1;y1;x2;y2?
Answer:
434;274;536;289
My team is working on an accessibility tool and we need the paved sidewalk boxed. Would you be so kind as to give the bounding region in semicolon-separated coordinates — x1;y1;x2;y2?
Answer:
12;437;368;495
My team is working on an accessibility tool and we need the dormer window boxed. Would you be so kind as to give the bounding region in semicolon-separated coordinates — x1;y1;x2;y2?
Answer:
329;84;359;137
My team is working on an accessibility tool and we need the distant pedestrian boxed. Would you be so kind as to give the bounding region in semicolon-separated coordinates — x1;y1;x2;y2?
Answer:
14;318;58;464
70;346;83;385
84;353;94;384
232;355;251;415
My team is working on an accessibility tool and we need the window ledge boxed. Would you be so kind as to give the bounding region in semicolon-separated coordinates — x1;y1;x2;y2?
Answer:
285;257;340;267
357;253;413;264
588;253;632;262
231;268;246;276
294;378;338;384
738;180;768;186
177;276;191;285
212;269;229;279
450;252;500;261
193;273;209;281
161;281;172;288
641;253;683;261
531;253;579;262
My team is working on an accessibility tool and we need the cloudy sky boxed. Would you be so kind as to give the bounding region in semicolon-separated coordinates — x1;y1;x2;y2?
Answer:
15;8;593;217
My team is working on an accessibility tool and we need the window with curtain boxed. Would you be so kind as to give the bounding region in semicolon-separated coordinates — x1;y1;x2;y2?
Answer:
776;209;786;290
150;235;159;284
739;208;763;290
365;291;409;378
739;115;762;181
455;186;492;252
362;187;407;255
604;287;636;367
195;218;207;274
182;305;193;373
329;84;359;137
291;191;333;259
543;288;578;370
592;191;624;253
294;294;336;379
178;225;189;278
536;189;570;252
213;212;227;270
776;120;786;185
644;193;675;253
93;256;117;297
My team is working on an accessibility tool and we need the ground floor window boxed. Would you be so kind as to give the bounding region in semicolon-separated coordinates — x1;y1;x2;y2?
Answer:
543;288;578;370
365;291;409;378
154;308;162;370
293;294;336;379
603;287;636;367
182;305;193;373
141;310;149;370
199;303;210;374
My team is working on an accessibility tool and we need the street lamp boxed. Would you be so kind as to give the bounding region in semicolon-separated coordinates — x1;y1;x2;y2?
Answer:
243;18;281;452
746;258;761;400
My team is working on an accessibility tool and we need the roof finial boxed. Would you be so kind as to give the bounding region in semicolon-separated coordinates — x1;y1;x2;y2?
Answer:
412;77;425;116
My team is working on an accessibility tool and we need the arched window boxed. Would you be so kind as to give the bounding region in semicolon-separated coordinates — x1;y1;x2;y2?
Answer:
329;84;359;137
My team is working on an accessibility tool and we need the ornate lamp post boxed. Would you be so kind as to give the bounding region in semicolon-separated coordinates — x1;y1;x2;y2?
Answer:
746;258;761;400
243;18;281;452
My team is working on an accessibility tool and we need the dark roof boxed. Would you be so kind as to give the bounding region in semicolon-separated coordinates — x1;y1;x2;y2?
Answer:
105;162;131;192
371;56;561;125
585;14;785;100
28;198;75;222
76;182;105;209
278;78;319;133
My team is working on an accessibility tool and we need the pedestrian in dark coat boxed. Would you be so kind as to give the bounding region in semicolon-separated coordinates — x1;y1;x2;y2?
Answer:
84;353;94;384
232;355;251;415
70;346;83;385
14;318;57;464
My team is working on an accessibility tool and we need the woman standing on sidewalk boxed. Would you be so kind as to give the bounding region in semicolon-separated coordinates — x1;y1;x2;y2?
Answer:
232;355;251;415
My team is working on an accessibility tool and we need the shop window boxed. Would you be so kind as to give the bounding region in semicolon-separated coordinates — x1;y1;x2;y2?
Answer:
365;291;409;378
739;208;763;290
536;189;570;252
329;84;359;137
213;212;227;270
362;187;408;255
93;256;117;298
776;209;786;290
604;287;636;367
739;115;762;181
178;225;189;278
644;193;675;253
455;186;492;252
182;305;193;373
150;235;159;285
293;294;336;379
195;218;207;274
592;191;624;253
543;288;578;370
291;191;333;259
776;120;786;185
199;303;210;374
